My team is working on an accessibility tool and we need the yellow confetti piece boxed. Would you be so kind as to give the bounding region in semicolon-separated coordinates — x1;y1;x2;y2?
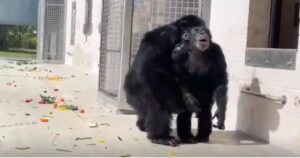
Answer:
98;139;106;144
168;151;177;157
133;137;139;141
46;75;63;81
59;106;68;111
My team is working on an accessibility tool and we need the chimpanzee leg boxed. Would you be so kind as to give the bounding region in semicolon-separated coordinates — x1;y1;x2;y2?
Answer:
145;106;178;146
196;106;213;142
177;112;197;143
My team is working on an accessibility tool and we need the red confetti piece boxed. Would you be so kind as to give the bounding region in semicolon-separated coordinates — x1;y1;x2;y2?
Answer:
60;98;65;102
39;100;45;104
79;109;85;113
25;99;33;103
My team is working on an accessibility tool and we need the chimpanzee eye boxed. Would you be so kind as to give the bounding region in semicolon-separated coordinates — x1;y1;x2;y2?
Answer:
182;31;190;41
192;27;200;34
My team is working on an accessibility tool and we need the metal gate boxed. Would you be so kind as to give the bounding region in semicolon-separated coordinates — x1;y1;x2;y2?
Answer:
37;0;66;63
99;0;125;99
130;0;211;63
99;0;211;112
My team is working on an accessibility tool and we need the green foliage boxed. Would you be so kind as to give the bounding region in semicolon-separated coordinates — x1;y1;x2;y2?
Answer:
0;25;37;50
0;50;36;59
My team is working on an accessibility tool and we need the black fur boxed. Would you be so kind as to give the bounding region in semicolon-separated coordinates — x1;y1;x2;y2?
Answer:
172;26;228;143
123;15;205;146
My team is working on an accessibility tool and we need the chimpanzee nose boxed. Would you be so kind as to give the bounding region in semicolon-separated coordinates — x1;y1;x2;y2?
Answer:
199;29;206;34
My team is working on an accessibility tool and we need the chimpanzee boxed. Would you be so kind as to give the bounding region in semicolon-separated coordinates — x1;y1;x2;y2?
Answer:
172;26;228;143
123;15;206;146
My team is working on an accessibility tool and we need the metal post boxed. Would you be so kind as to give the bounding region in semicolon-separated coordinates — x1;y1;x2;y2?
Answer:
118;0;134;112
37;0;45;62
202;0;212;27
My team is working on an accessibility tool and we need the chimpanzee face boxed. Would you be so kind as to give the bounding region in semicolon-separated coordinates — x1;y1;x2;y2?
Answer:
182;26;212;51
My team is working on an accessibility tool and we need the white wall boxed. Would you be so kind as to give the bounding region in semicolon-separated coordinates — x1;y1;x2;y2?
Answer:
65;0;102;74
210;0;300;154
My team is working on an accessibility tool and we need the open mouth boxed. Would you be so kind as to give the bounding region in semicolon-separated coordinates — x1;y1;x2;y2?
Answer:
200;39;208;42
196;35;209;51
198;35;209;43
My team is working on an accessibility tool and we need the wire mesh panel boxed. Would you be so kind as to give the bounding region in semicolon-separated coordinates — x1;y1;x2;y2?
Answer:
130;0;204;63
41;0;66;62
99;0;124;99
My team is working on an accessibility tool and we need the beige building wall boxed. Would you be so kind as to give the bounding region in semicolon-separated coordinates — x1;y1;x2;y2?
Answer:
64;0;102;74
210;0;300;154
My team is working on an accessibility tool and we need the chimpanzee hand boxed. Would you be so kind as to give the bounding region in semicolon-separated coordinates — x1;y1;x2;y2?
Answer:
212;110;225;130
183;93;201;112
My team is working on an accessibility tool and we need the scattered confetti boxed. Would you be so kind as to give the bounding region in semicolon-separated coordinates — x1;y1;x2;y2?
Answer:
52;103;58;108
120;154;131;157
25;99;33;103
40;118;49;123
40;95;56;104
51;133;60;146
28;67;38;72
47;75;63;81
15;147;31;150
54;89;59;92
118;136;123;141
60;98;65;102
79;109;85;113
98;139;106;144
88;122;98;128
168;151;177;157
75;137;92;141
86;143;96;146
100;123;110;126
59;105;79;111
25;113;31;116
41;115;54;118
55;149;72;152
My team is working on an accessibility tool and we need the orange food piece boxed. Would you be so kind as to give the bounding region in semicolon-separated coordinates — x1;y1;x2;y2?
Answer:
40;118;49;123
79;109;85;113
60;98;65;102
52;103;58;108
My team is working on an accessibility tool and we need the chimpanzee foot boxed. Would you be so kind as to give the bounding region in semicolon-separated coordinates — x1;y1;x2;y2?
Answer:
150;137;179;146
180;136;198;144
196;135;210;143
136;119;146;132
213;122;225;130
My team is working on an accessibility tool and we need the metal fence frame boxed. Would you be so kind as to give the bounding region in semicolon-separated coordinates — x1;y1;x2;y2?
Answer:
37;0;67;64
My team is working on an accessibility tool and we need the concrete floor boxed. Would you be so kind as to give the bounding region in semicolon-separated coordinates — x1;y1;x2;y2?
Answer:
0;60;298;157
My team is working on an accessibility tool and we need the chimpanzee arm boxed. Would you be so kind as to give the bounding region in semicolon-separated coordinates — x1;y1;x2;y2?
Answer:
211;43;228;130
172;43;201;112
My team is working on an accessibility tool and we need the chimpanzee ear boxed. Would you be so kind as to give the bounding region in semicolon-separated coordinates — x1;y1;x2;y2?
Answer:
182;31;190;41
